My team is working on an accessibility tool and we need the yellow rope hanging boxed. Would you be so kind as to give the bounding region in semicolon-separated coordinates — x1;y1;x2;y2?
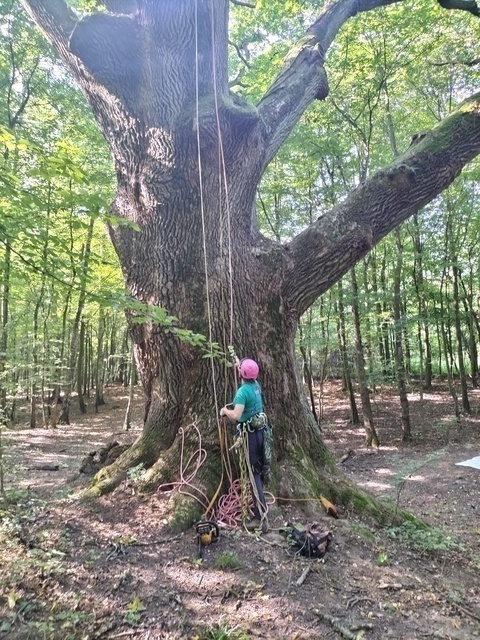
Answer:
193;0;241;522
239;432;249;521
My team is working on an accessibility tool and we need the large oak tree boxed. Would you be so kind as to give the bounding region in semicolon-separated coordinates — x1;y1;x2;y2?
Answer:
19;0;480;513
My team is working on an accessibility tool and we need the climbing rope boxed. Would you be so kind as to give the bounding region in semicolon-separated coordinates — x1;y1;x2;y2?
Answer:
157;421;274;532
193;0;242;524
190;2;273;540
209;0;235;351
193;0;225;523
157;423;209;511
238;431;250;521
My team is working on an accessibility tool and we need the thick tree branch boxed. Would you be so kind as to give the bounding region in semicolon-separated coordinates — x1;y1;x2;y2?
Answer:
429;57;480;67
68;13;141;103
257;0;400;168
283;93;480;317
230;0;256;7
21;1;231;124
20;0;141;104
19;0;77;60
436;0;480;16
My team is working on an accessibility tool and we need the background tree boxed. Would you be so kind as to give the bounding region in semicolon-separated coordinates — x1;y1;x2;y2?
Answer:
17;0;480;515
0;0;124;428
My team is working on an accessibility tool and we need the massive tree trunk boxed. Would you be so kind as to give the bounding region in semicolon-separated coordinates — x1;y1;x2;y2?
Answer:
19;0;480;512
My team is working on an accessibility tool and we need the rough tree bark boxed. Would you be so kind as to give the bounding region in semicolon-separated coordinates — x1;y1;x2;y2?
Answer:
19;0;480;517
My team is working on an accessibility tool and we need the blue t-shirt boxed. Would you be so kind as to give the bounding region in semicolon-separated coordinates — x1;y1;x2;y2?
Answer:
233;380;263;423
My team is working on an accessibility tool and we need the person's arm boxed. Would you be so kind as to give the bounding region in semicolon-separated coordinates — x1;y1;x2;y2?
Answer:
220;403;244;421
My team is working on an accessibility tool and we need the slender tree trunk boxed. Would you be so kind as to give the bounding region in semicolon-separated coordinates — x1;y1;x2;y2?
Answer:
452;262;470;413
370;249;386;375
351;268;379;446
77;320;87;414
8;331;17;423
30;204;50;429
95;307;106;413
30;296;42;429
380;248;392;374
59;216;95;424
402;298;412;378
0;243;10;424
83;322;89;396
298;320;318;424
440;268;460;421
361;259;375;382
411;214;431;393
317;295;332;423
49;288;71;428
108;319;117;384
89;324;94;394
124;342;135;431
459;271;479;388
444;201;470;414
393;228;412;441
338;280;359;425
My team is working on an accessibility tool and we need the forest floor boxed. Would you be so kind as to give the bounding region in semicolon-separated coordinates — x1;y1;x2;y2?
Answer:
1;381;480;640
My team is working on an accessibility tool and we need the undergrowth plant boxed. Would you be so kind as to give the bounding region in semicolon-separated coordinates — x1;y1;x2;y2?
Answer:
214;552;242;571
0;494;94;638
387;520;461;554
126;462;146;484
199;619;250;640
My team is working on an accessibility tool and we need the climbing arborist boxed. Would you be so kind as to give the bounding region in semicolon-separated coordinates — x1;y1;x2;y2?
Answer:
220;357;272;533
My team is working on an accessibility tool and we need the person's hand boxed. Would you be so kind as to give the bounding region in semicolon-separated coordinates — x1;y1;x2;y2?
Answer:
220;406;226;417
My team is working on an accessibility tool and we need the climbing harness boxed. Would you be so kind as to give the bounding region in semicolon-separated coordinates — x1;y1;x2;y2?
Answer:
243;412;268;432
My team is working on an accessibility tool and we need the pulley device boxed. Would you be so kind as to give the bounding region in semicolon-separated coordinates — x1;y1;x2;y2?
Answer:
195;517;219;559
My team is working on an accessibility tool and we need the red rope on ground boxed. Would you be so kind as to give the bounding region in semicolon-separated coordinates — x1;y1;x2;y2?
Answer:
157;423;209;511
156;422;275;529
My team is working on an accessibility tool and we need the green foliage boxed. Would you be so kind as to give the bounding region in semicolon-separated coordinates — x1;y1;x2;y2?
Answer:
347;522;376;542
126;462;146;484
124;596;147;625
65;0;107;12
214;552;242;571
0;494;95;638
387;520;460;554
111;296;230;361
199;620;251;640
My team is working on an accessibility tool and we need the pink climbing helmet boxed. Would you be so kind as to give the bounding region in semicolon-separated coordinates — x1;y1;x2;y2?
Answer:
239;358;259;380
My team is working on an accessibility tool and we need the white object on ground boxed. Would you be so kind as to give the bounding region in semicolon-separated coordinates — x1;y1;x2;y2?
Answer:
455;456;480;470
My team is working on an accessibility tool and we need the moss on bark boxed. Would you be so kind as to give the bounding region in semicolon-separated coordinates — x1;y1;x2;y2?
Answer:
82;433;161;499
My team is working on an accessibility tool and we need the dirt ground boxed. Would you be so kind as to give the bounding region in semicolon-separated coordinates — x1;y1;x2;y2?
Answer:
1;381;479;640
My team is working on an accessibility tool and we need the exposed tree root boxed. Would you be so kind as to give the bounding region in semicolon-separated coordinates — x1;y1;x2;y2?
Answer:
82;435;161;499
143;436;226;529
277;445;399;526
82;429;403;533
